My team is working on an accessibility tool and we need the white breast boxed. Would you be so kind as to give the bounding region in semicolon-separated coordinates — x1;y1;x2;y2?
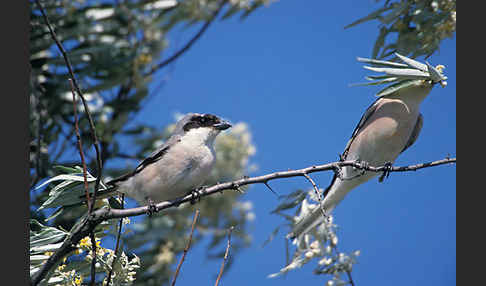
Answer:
117;129;217;205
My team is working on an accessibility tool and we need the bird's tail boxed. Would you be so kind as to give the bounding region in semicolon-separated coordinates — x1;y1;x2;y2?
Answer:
77;185;119;204
286;174;358;240
286;202;329;240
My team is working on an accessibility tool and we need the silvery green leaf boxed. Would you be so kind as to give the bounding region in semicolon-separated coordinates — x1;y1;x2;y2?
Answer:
30;220;68;249
395;52;428;71
38;181;87;210
271;191;307;214
365;75;399;80
30;266;40;277
52;165;82;174
426;61;447;82
375;79;422;97
44;206;65;221
30;254;51;263
262;225;282;247
344;5;395;29
350;77;399;87
35;173;96;190
357;57;408;68
372;26;388;59
363;66;430;79
268;257;306;278
30;242;64;254
380;2;407;24
38;173;107;210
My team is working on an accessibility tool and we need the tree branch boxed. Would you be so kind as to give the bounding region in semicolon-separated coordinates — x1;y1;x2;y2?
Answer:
30;157;455;285
214;226;234;286
170;209;200;286
105;195;125;286
144;0;227;77
34;0;103;214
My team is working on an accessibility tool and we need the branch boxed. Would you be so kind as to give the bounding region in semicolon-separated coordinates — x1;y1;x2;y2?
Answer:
30;156;455;285
105;195;125;286
34;0;103;213
144;0;227;77
214;226;234;286
170;209;200;286
69;79;92;211
69;79;97;285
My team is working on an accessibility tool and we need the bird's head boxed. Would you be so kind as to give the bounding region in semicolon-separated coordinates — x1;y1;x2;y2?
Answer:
174;113;232;145
354;53;448;98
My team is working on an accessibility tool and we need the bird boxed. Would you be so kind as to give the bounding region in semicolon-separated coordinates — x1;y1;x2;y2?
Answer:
85;113;231;209
287;53;448;240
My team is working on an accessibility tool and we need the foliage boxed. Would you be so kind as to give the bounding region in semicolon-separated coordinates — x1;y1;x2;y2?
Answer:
268;190;360;285
352;52;447;97
30;218;140;286
345;0;456;59
29;0;454;285
269;1;455;284
30;0;263;284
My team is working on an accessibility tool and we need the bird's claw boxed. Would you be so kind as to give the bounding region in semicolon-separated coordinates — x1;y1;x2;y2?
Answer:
355;159;369;171
190;186;205;205
146;198;159;217
379;161;393;182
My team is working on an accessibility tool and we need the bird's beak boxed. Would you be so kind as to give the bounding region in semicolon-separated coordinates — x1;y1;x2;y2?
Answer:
213;121;232;130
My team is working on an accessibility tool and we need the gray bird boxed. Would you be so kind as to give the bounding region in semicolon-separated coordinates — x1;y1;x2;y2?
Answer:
94;113;231;207
287;53;448;239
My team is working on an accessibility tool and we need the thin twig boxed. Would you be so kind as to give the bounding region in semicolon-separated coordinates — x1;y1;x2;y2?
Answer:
30;157;456;285
30;81;43;189
170;209;200;286
34;0;103;214
70;79;92;210
346;269;355;286
35;2;104;285
264;181;278;196
70;78;97;286
214;226;234;286
89;232;97;286
144;0;227;77
105;194;125;286
302;173;328;220
332;245;355;286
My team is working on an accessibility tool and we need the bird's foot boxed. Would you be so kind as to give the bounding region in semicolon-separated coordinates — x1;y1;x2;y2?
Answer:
355;159;369;172
146;198;159;217
378;161;393;182
341;159;368;180
189;186;205;205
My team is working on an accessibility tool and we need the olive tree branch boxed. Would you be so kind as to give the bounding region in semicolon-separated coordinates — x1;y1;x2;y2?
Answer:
34;0;103;214
31;156;455;285
214;226;234;286
144;0;227;77
170;209;200;286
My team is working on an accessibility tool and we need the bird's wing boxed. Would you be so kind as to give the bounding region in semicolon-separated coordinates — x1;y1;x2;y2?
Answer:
400;113;423;154
322;98;380;200
340;98;380;161
106;134;182;186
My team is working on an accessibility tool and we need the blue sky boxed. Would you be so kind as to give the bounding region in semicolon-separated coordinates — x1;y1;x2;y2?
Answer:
128;1;456;285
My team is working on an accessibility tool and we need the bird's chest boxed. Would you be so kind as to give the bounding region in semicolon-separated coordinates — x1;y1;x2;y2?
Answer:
169;142;215;186
351;101;418;164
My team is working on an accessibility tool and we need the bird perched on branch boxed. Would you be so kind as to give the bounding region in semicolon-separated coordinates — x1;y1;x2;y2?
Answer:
287;53;448;239
84;113;232;209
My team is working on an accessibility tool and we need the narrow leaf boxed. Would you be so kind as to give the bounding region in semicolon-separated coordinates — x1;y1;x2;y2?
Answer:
344;5;394;29
395;52;428;71
426;61;447;82
350;77;399;87
363;66;430;78
357;57;408;68
375;79;422;97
